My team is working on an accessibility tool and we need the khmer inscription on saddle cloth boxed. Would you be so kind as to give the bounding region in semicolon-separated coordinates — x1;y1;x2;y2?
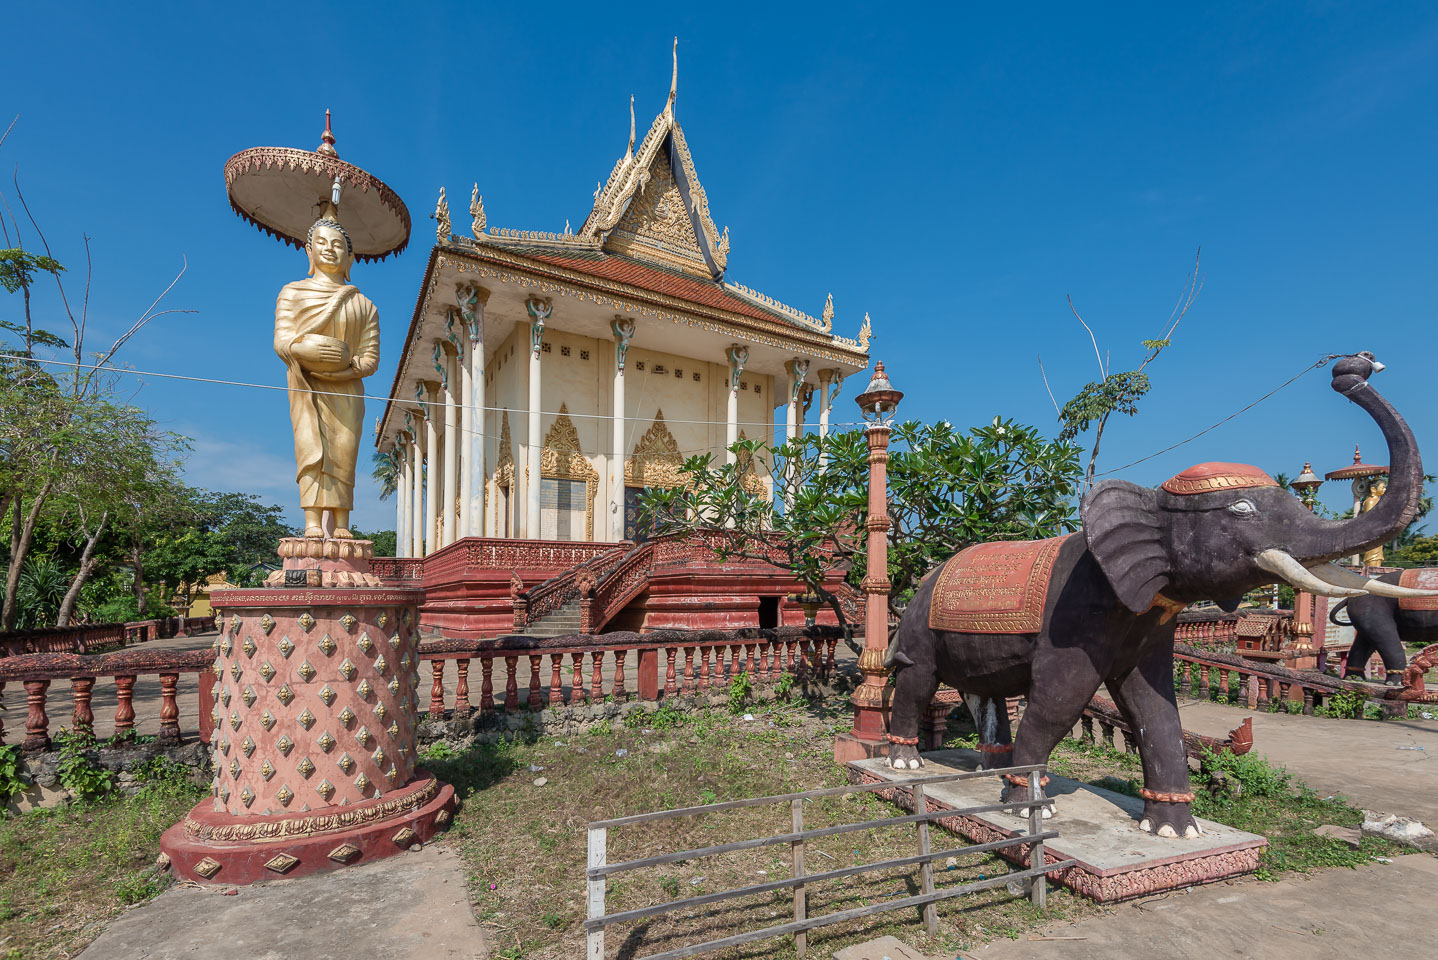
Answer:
1398;568;1438;610
929;534;1075;634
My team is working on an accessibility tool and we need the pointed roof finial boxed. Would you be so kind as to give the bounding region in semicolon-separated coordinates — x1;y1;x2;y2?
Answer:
822;292;835;324
626;95;636;158
317;108;338;157
469;183;485;238
667;37;678;112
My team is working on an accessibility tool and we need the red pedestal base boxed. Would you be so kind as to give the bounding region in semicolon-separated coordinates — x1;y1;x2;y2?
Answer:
834;731;890;764
159;771;455;886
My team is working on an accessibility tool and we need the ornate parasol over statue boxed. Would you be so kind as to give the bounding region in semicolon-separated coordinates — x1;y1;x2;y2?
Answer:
223;110;411;262
223;111;410;543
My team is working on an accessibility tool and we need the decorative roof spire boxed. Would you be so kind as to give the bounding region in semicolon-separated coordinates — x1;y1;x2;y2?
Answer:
469;184;485;238
626;95;636;159
667;37;678;114
433;186;451;243
316;109;338;157
822;292;835;329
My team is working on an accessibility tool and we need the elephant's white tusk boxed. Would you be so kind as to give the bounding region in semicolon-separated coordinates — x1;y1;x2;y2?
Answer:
1305;562;1438;599
1255;549;1367;598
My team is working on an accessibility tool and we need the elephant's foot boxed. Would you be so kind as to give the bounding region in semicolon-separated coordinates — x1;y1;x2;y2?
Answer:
886;734;922;770
1385;671;1405;687
1137;790;1201;838
1003;774;1054;819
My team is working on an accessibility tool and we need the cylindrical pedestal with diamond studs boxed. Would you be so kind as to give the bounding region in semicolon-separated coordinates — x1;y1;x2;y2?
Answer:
159;575;455;885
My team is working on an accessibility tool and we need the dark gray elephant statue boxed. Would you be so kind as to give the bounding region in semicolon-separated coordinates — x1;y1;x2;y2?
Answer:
1330;578;1438;684
885;352;1435;838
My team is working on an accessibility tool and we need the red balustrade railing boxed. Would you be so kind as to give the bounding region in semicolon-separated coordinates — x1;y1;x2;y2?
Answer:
370;557;425;584
516;542;635;631
0;648;217;750
584;541;657;633
418;626;844;717
0;615;216;658
1173;641;1437;712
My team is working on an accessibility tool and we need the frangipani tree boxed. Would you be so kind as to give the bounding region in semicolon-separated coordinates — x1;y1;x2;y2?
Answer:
638;418;1084;628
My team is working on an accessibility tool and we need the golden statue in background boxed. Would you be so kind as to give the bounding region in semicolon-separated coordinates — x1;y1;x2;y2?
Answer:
274;212;380;539
1361;477;1389;567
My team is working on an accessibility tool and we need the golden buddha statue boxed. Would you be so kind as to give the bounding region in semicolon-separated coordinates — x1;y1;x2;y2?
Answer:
273;212;380;539
1360;477;1388;567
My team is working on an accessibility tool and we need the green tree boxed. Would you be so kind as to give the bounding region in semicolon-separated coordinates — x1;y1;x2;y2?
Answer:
372;449;399;500
0;119;192;629
638;418;1083;625
144;490;294;607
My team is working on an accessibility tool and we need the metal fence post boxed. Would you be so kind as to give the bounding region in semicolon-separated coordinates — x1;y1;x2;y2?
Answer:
791;798;807;959
588;825;607;959
914;782;937;934
1026;769;1047;910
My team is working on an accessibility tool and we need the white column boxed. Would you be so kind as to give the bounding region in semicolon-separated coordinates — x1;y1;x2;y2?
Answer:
395;440;410;557
725;345;748;465
443;347;460;546
817;369;840;469
525;297;551;540
409;425;423;558
459;284;489;539
611;317;635;541
783;358;808;507
424;384;440;555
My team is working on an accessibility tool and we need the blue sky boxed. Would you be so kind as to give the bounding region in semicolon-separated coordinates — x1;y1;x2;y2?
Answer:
5;2;1437;530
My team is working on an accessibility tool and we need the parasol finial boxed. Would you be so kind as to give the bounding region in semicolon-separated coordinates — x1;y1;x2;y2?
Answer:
317;109;338;157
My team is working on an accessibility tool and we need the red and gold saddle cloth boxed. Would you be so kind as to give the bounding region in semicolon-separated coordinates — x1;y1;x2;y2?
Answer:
928;534;1074;634
1397;568;1438;611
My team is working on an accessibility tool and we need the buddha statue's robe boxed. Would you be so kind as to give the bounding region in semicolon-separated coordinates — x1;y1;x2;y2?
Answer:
273;276;380;512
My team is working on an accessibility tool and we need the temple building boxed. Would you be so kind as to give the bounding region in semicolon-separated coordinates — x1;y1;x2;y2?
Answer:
376;54;871;555
372;51;871;638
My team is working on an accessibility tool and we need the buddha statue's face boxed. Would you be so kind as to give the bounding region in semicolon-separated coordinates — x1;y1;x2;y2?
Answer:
308;223;352;280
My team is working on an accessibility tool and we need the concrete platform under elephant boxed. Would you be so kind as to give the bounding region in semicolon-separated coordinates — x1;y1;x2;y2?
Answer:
848;749;1267;902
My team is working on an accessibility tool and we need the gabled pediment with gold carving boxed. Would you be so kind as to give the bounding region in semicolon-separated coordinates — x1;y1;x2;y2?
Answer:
578;47;728;280
625;411;689;489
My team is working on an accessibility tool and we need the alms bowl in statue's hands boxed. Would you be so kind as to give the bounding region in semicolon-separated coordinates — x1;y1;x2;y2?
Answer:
291;334;353;372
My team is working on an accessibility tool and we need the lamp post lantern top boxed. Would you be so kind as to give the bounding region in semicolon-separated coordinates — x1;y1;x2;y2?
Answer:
855;360;903;425
1290;461;1323;511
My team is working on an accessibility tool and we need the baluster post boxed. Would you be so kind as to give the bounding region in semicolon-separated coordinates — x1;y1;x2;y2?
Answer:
613;650;628;700
549;653;564;706
480;656;495;711
114;675;137;739
71;677;95;736
664;648;678;697
430;660;447;718
825;637;838;678
697;645;709;692
22;680;50;752
504;656;520;711
455;659;472;714
0;681;6;744
528;654;543;709
571;651;586;703
682;646;696;694
158;672;181;743
589;651;604;702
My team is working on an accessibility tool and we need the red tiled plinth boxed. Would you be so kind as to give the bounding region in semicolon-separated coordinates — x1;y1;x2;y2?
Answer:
160;771;455;885
206;589;425;813
166;584;452;885
834;731;890;764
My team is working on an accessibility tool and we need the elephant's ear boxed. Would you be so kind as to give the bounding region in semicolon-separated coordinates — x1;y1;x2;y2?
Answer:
1081;479;1171;615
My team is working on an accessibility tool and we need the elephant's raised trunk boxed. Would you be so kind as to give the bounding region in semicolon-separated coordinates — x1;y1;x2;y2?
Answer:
1288;353;1423;564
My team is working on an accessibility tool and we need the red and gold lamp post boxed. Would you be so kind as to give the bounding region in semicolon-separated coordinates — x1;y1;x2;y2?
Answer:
834;361;902;763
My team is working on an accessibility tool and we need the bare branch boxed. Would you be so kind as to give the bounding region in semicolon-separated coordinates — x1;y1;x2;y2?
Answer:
1037;354;1061;415
1068;294;1106;379
91;256;192;374
0;115;16;153
1137;246;1203;374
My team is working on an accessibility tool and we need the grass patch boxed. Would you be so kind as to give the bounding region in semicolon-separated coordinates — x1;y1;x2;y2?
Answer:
0;771;205;960
434;696;1099;959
